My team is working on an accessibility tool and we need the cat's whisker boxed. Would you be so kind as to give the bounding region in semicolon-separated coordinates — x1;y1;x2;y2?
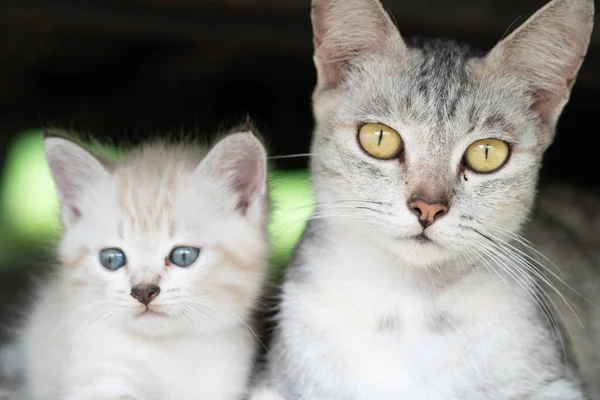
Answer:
493;245;584;361
483;237;576;368
473;241;556;333
468;226;583;326
272;212;378;237
482;229;592;317
271;211;372;237
273;199;394;213
268;153;315;160
485;223;564;276
467;243;511;294
476;240;568;363
467;224;585;369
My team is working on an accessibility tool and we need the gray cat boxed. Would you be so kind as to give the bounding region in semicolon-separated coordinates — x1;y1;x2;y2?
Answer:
251;0;598;399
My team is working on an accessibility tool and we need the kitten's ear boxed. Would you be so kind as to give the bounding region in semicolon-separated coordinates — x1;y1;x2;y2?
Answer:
198;131;268;223
312;0;406;90
484;0;594;125
44;134;110;226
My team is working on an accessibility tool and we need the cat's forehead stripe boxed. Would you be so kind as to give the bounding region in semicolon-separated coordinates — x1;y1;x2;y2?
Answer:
409;40;478;123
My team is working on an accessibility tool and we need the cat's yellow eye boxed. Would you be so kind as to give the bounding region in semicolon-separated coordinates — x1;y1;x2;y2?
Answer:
358;123;403;160
464;139;510;173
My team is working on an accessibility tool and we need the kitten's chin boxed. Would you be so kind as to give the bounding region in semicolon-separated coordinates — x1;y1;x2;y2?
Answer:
123;309;244;338
122;313;180;338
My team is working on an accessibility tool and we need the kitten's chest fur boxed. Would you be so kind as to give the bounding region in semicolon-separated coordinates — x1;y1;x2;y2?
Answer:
64;325;253;400
277;251;566;399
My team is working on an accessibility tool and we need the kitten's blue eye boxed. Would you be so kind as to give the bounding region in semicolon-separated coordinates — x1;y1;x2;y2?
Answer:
169;246;200;267
99;248;127;271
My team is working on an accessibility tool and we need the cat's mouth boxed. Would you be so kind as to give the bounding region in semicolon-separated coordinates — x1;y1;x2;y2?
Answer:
410;233;434;244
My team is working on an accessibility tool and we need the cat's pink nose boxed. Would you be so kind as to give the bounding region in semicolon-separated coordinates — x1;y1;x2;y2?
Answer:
408;200;449;229
130;284;161;305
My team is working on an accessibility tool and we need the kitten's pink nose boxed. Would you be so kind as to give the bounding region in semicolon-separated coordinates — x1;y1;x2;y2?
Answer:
408;199;449;229
130;284;161;305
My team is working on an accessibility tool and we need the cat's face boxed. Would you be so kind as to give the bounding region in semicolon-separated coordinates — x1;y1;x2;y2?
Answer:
46;133;269;337
310;0;593;268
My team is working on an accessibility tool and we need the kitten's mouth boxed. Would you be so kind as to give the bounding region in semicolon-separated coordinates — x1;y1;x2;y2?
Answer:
137;307;166;317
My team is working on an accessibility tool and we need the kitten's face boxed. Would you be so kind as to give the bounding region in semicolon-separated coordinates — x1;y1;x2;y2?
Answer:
310;0;593;268
46;133;269;337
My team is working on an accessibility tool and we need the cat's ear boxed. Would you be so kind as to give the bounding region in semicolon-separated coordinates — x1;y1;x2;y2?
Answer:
311;0;406;90
44;134;110;226
198;131;268;223
484;0;594;126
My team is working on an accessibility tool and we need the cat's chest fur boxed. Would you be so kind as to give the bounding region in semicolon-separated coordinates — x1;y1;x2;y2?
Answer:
277;255;564;400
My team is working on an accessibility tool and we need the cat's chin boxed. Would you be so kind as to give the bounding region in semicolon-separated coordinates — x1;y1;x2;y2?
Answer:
391;235;459;269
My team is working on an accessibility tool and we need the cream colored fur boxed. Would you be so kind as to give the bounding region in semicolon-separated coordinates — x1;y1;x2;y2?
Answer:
12;132;270;400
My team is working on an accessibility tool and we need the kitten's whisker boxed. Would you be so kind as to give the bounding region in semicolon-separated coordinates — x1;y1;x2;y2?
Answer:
72;306;115;356
48;300;113;340
190;300;267;352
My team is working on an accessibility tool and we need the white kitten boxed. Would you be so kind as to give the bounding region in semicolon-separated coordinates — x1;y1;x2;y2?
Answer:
15;131;270;400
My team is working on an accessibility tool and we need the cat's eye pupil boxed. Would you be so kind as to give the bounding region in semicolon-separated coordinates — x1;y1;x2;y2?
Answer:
358;123;403;160
99;248;127;271
169;246;200;268
464;139;510;173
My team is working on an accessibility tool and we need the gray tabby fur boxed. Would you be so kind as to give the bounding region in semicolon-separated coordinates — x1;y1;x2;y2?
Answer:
254;0;598;399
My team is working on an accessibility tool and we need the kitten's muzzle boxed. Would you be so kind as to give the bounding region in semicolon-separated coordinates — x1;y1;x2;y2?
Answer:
130;284;161;305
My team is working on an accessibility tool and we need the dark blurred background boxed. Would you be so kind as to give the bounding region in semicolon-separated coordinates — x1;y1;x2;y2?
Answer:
0;0;598;329
0;0;599;173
